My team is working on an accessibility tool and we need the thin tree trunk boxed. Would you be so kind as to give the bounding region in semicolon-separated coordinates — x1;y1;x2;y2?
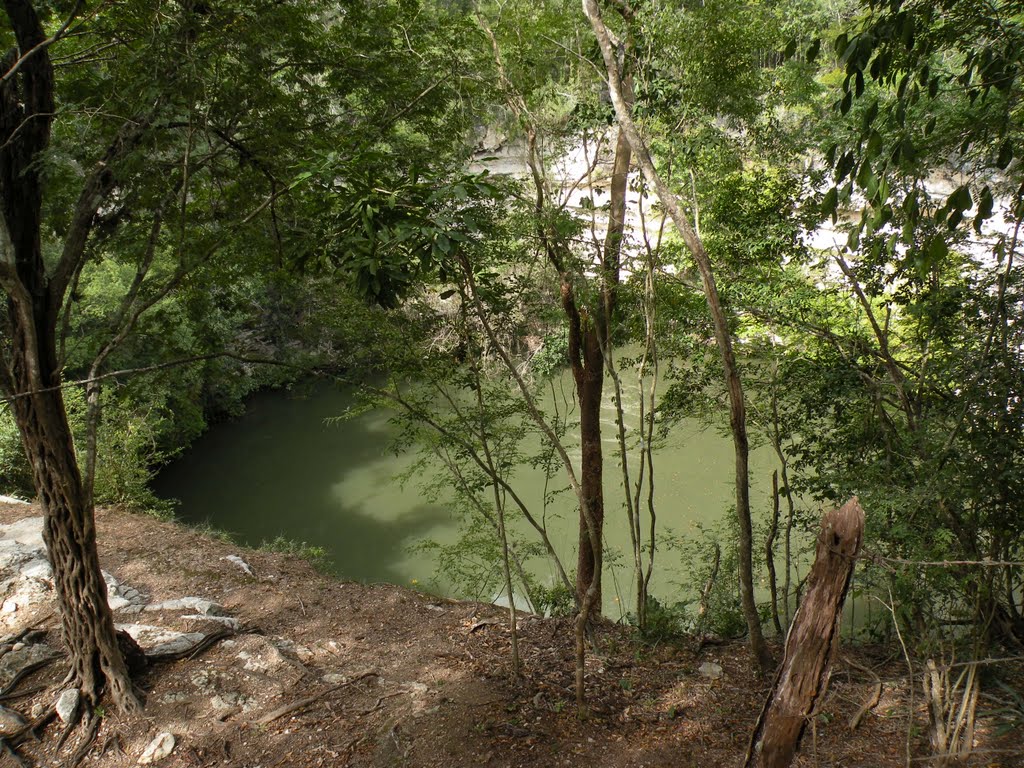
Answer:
767;471;783;636
582;0;772;673
576;334;605;613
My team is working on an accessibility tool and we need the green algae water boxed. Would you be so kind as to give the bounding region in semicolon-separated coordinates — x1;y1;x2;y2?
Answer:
152;377;786;614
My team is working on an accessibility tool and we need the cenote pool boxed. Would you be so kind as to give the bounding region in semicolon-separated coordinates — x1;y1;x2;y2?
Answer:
152;377;786;616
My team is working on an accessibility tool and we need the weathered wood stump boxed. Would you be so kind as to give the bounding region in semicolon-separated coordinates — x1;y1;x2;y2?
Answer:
744;497;865;768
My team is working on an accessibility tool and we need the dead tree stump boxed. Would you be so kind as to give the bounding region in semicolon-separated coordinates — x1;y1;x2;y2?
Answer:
744;497;865;768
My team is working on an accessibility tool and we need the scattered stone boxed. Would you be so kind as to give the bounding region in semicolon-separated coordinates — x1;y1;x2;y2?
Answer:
138;732;176;764
0;705;26;735
2;600;17;614
158;691;191;705
11;642;23;651
0;495;28;505
146;597;227;616
56;688;80;724
103;571;121;597
237;640;289;674
210;691;251;711
698;662;723;680
183;613;239;630
323;673;347;684
221;555;256;577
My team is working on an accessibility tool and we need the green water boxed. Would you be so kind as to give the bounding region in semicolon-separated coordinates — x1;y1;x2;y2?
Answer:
153;377;783;613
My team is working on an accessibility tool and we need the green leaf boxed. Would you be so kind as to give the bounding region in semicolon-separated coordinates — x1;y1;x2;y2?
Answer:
866;129;883;159
847;227;860;251
821;186;839;223
862;100;879;132
807;39;821;63
834;32;849;57
949;184;972;211
997;140;1013;169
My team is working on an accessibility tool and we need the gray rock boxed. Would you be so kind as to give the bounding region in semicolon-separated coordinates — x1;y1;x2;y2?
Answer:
108;595;132;612
20;559;51;581
183;614;239;630
55;688;80;724
0;517;44;548
0;643;55;687
698;661;723;680
145;597;226;616
116;624;204;656
221;555;255;577
138;732;175;764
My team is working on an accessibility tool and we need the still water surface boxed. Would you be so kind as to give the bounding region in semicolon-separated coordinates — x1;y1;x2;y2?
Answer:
153;378;781;614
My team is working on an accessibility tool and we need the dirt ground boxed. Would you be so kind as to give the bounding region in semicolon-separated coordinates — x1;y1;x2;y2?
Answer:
1;501;1022;767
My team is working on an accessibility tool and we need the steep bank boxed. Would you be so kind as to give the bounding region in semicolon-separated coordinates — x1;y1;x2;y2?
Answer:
0;501;1018;767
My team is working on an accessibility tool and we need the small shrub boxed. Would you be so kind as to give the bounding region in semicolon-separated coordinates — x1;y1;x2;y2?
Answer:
259;535;332;571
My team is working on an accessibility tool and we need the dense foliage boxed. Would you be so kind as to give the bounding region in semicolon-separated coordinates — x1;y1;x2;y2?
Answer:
2;0;1023;746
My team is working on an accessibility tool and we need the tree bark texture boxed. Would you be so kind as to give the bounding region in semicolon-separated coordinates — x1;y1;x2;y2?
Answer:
1;0;138;712
575;333;605;612
575;124;631;613
744;498;865;768
582;0;771;672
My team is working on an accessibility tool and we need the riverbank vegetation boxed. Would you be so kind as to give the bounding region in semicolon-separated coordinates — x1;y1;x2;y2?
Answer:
2;0;1023;764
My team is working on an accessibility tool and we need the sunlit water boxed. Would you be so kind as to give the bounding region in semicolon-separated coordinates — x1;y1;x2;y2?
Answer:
153;376;787;617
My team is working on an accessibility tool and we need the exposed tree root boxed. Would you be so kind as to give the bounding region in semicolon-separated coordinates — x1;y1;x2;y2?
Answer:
145;626;244;665
0;657;59;701
257;670;379;725
65;711;100;768
844;655;883;731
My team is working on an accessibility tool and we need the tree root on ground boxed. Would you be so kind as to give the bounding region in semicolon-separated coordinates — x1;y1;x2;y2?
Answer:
145;625;249;666
0;657;59;701
257;670;379;725
0;625;253;766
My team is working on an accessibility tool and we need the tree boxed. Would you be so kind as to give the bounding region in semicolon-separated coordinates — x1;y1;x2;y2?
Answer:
582;0;774;673
0;0;477;712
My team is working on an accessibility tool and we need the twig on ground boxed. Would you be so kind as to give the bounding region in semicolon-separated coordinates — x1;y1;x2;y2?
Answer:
845;655;883;731
358;691;404;716
258;670;379;725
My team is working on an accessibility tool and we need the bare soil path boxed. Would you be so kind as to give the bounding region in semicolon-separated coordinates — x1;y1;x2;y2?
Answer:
0;502;1020;767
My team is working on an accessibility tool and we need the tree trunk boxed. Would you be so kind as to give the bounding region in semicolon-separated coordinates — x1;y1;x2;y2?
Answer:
9;365;139;713
582;0;772;673
1;0;138;713
575;330;605;612
744;498;865;768
766;471;783;636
